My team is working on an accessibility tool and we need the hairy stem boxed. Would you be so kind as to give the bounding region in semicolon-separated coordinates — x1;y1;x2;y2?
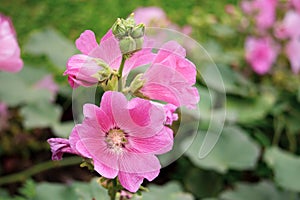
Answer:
0;156;82;185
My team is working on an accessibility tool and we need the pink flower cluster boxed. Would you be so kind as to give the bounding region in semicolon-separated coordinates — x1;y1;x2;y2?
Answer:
0;14;23;73
48;26;199;193
241;0;300;74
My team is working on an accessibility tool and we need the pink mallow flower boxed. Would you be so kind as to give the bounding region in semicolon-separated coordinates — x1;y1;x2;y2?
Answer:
64;30;154;88
275;11;300;39
138;41;199;109
241;0;277;30
34;75;59;101
0;14;23;73
48;91;173;192
245;37;278;74
285;38;300;73
291;0;300;13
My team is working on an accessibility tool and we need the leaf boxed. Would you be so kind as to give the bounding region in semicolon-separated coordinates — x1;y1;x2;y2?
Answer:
52;121;75;138
264;147;300;192
0;68;52;106
133;181;194;200
220;180;299;200
184;126;260;173
32;182;77;200
20;102;62;128
24;27;76;69
226;89;276;124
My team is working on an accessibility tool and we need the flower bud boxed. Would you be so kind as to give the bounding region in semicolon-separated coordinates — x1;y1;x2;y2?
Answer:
119;36;136;54
130;23;145;38
112;18;127;39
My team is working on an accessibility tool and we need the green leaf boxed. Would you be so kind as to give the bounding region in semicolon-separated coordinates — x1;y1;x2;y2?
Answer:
133;181;194;200
184;126;260;173
32;182;77;200
20;102;61;128
220;181;299;200
264;147;300;192
226;89;276;124
24;27;76;69
0;68;52;106
52;121;74;138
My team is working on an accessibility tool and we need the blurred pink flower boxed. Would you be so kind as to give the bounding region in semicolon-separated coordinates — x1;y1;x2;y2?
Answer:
134;7;170;27
49;91;173;192
274;11;300;39
133;7;192;35
291;0;300;13
0;14;23;73
0;102;9;131
285;38;300;73
241;0;277;30
139;41;199;109
34;75;59;101
64;30;154;88
245;37;278;74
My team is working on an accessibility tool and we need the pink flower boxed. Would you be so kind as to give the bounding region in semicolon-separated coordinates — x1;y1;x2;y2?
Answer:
138;41;199;109
285;38;300;73
49;91;173;192
163;104;178;126
64;30;154;88
47;128;81;160
274;11;300;39
241;0;277;30
245;37;278;74
0;14;23;73
34;75;59;101
133;7;192;35
291;0;300;13
134;7;170;27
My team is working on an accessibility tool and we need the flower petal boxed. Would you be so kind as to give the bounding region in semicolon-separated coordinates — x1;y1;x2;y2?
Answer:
75;30;98;55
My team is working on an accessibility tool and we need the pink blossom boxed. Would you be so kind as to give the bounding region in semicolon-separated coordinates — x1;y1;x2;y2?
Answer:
34;75;59;101
47;128;81;160
134;7;170;27
49;91;173;192
285;38;300;73
274;11;300;39
291;0;300;13
133;7;192;35
139;41;199;109
241;0;277;30
163;104;178;126
64;30;154;88
245;37;278;74
0;14;23;73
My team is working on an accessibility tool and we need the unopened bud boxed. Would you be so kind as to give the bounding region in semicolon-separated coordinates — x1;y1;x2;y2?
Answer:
131;23;145;39
119;36;136;54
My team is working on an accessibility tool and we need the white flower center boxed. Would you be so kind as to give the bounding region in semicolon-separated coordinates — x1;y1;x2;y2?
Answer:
105;129;127;153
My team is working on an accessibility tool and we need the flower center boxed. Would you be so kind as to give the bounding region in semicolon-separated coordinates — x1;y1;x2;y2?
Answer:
105;129;127;153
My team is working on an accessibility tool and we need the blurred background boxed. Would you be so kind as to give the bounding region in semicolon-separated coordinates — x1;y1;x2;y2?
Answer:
1;0;300;199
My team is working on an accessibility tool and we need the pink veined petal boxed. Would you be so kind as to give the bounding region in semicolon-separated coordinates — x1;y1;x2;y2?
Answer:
118;152;161;174
76;119;106;139
69;125;81;153
100;29;113;43
75;30;98;55
110;92;165;138
99;91;116;127
76;138;119;171
118;170;160;192
127;126;174;154
93;159;118;179
154;41;186;64
47;138;78;160
128;98;152;126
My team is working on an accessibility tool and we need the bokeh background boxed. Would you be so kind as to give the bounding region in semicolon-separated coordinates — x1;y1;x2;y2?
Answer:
1;0;300;199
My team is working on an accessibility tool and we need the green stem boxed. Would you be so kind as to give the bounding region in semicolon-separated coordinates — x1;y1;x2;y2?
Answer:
118;55;126;92
286;130;297;153
0;156;82;185
272;116;283;146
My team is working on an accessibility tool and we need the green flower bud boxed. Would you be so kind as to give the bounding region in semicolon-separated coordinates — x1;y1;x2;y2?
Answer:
112;18;127;39
119;36;136;54
129;73;145;94
130;23;145;39
134;37;144;51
